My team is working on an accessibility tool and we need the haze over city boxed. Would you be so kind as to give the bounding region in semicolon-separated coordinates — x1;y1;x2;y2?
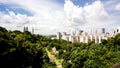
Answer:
0;0;120;35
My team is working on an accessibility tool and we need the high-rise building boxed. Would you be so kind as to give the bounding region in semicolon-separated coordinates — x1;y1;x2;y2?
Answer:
53;27;117;43
56;32;62;39
117;25;120;33
32;27;34;34
23;26;29;32
102;28;105;34
117;29;119;33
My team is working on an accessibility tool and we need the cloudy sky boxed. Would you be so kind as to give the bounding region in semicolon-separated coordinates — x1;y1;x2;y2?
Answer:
0;0;120;35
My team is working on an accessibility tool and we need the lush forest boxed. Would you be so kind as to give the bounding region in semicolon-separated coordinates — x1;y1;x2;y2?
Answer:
0;26;120;68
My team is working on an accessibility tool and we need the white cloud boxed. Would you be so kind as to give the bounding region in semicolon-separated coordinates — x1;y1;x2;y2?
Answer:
83;1;109;26
64;0;86;27
115;3;120;11
64;0;110;28
0;11;29;30
0;10;68;35
0;0;69;35
0;0;120;35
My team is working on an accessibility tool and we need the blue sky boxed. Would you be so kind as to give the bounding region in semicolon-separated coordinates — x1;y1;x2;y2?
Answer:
0;0;95;14
0;0;120;35
0;4;33;16
55;0;98;6
0;0;100;14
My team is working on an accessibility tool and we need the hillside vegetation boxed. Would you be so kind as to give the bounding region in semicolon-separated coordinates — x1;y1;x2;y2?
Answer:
0;27;120;68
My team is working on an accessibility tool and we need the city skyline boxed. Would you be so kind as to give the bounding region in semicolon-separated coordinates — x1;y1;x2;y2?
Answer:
0;0;120;35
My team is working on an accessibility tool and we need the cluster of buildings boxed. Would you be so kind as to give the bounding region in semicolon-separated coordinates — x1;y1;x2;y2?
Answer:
23;26;34;34
52;28;120;43
23;26;120;43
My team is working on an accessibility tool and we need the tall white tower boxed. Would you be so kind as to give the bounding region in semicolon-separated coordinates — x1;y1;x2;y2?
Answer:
56;32;62;39
32;27;34;34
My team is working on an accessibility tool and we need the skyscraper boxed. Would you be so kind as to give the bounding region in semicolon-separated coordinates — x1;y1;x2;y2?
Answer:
23;26;29;32
32;27;34;34
117;29;119;33
56;32;62;39
102;28;105;34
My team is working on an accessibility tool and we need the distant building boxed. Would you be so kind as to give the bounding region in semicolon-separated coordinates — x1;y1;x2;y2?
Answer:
56;32;62;39
102;28;105;34
23;27;35;34
54;28;118;43
32;27;34;34
117;29;119;33
51;35;56;40
23;26;29;32
52;47;58;54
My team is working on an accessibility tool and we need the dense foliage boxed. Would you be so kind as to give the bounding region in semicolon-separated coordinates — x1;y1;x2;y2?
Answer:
0;27;51;68
0;27;120;68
